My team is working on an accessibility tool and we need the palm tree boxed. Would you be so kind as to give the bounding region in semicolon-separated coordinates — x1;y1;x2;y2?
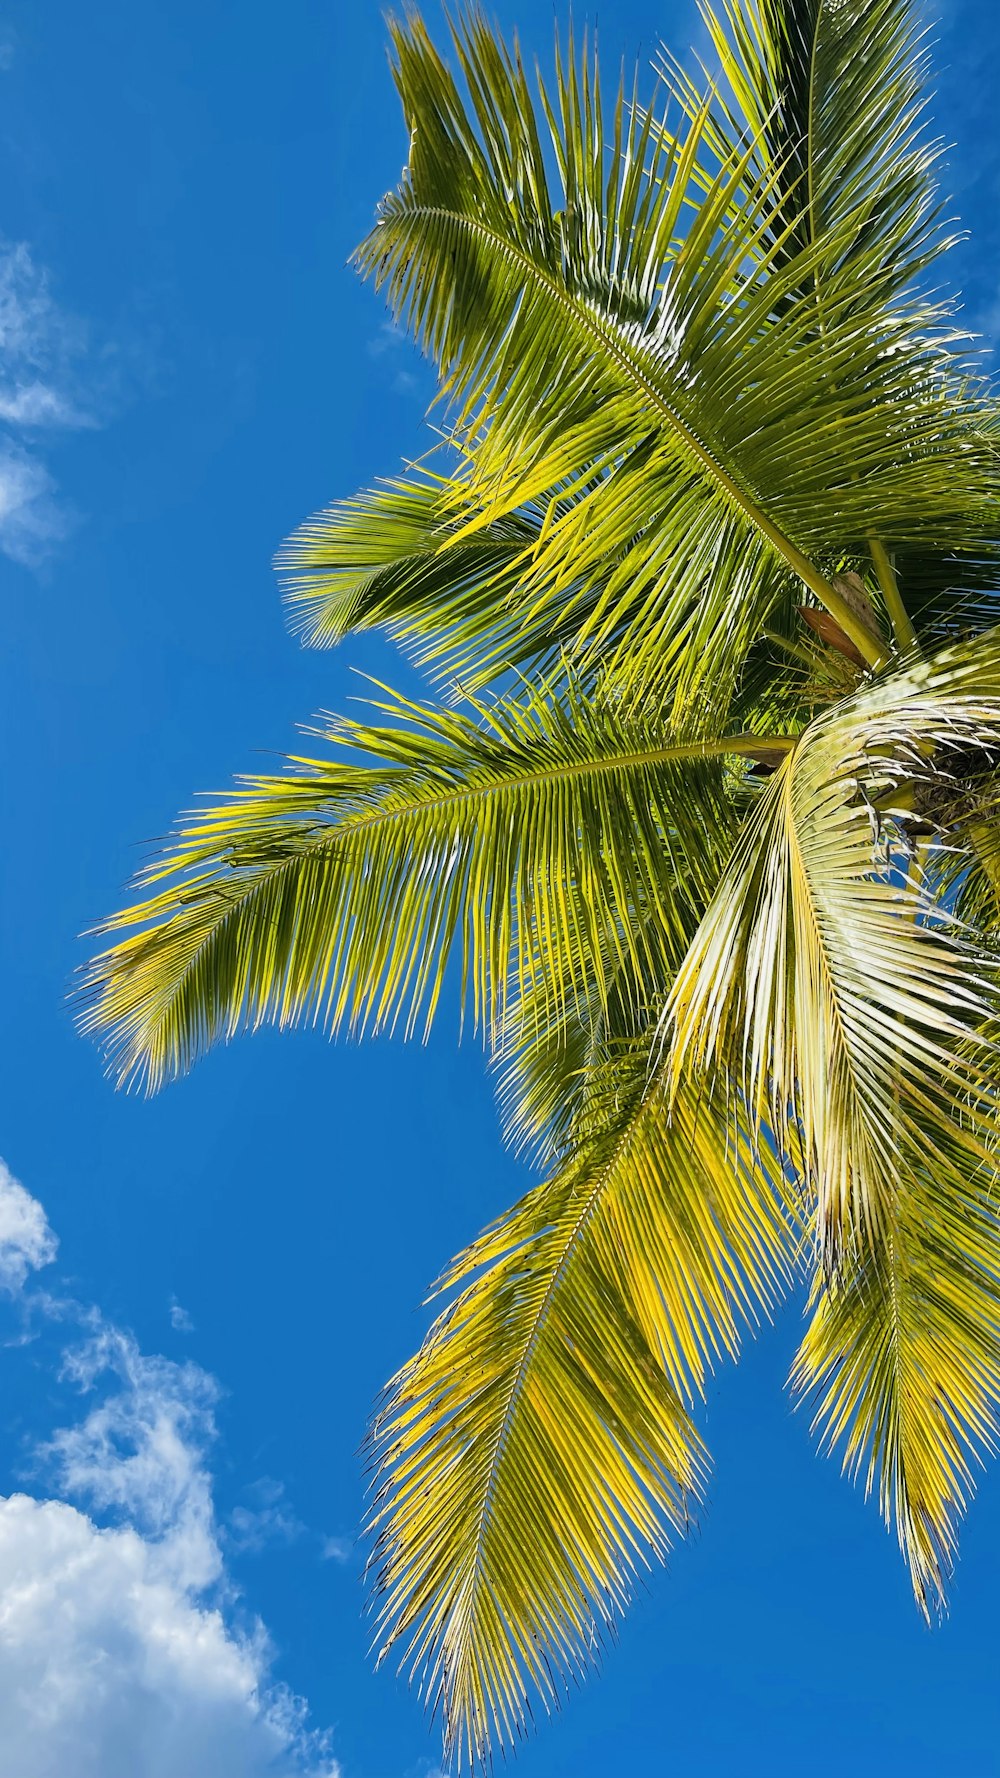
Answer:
82;0;1000;1767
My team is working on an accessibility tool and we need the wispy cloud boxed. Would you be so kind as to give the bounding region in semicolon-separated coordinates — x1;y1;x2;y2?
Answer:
170;1296;195;1333
0;242;86;390
0;1158;57;1292
0;382;89;427
0;443;71;568
0;1157;340;1778
366;319;428;398
320;1533;353;1565
228;1476;306;1555
366;321;409;359
0;241;101;564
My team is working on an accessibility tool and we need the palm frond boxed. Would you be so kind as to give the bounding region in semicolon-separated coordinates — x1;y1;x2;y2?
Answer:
493;849;739;1164
670;0;998;647
369;1043;795;1770
793;1111;1000;1616
356;10;1000;709
276;453;720;703
667;626;1000;1606
359;15;872;700
277;459;536;660
669;626;1000;1267
81;677;764;1090
679;0;946;288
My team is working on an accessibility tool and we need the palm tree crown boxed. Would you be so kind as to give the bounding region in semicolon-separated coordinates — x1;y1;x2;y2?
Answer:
82;1;1000;1768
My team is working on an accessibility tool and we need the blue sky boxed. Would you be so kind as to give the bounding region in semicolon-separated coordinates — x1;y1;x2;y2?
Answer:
1;0;999;1773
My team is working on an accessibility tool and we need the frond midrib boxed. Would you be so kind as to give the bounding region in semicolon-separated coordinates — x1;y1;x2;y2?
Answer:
442;1060;682;1702
142;730;795;882
781;741;885;1221
89;729;794;1076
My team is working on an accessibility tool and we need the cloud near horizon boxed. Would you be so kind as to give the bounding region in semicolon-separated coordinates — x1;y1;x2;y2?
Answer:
0;1159;339;1778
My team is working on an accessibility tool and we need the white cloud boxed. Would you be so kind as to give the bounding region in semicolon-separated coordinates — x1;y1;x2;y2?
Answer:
367;321;408;358
228;1477;305;1555
0;441;71;565
0;1158;57;1291
0;241;95;563
47;1324;221;1585
366;320;426;398
0;1494;329;1778
169;1297;195;1333
320;1534;352;1565
0;1162;339;1777
0;243;84;380
0;381;89;427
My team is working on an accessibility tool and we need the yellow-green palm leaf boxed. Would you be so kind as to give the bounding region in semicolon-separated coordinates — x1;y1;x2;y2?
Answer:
793;1112;1000;1616
369;1046;795;1769
82;677;759;1089
668;627;1000;1605
81;0;1000;1766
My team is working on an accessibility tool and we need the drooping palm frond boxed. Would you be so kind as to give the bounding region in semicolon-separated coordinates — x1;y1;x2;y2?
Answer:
491;754;747;1163
793;1110;1000;1617
668;627;1000;1606
81;676;767;1090
493;908;674;1166
669;626;1000;1264
369;1037;796;1770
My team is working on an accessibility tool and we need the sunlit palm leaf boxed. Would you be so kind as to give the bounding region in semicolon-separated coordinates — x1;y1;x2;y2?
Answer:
676;0;946;289
669;627;1000;1606
793;1113;1000;1617
81;677;761;1089
670;627;1000;1262
277;454;692;698
493;860;735;1164
358;16;882;702
278;460;536;659
358;11;999;701
369;1045;795;1769
668;0;998;647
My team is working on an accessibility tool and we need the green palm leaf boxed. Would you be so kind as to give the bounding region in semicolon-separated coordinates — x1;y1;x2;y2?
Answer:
670;627;1000;1260
277;459;536;660
277;454;678;697
669;0;1000;648
369;1044;795;1769
357;12;998;695
793;1112;1000;1616
81;1;1000;1763
82;677;768;1089
668;627;1000;1606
